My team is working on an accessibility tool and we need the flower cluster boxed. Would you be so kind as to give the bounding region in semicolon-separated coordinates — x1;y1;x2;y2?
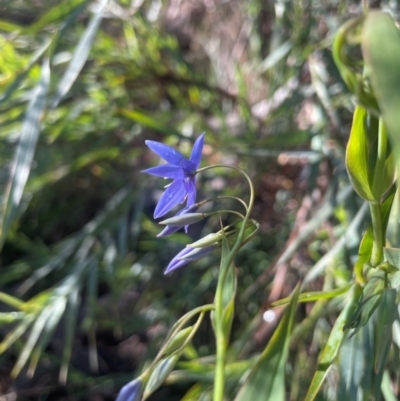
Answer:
142;133;215;273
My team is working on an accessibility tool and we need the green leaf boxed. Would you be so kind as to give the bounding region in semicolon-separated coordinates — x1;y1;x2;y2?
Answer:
344;270;385;335
59;286;80;384
26;0;88;33
28;296;67;377
362;11;400;184
373;289;396;398
304;284;362;401
11;303;56;377
0;58;50;247
346;106;378;202
50;0;107;108
384;248;400;269
234;285;300;401
119;108;184;138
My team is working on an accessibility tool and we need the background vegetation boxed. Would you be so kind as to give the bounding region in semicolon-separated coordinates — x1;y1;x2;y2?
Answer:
1;0;399;400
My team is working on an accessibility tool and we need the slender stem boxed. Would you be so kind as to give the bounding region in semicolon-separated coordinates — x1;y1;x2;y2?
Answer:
370;202;383;267
144;304;214;378
372;119;388;198
197;165;255;401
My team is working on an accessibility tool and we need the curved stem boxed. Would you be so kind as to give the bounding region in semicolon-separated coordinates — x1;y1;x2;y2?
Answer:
195;194;248;213
197;165;255;401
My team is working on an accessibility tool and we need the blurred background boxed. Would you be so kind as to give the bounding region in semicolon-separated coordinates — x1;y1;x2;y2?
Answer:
0;0;399;400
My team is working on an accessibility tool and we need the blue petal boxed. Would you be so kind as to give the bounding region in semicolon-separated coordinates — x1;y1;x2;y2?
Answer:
164;247;192;274
154;179;187;218
179;245;216;261
189;133;205;169
186;178;197;207
141;164;185;179
157;224;181;237
145;140;186;165
116;379;142;401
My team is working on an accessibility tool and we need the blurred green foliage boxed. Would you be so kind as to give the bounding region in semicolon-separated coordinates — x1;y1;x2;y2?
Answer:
1;0;400;400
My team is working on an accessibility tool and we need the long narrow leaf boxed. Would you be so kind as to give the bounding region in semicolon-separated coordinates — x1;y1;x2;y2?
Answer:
59;285;80;384
50;0;108;108
304;284;362;401
0;59;50;247
234;285;300;401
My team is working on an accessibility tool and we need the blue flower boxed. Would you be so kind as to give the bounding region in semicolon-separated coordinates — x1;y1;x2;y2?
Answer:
142;133;205;219
164;245;216;274
116;378;142;401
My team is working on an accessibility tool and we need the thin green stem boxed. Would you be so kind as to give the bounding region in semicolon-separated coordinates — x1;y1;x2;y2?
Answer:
197;165;255;401
372;119;388;198
370;202;383;267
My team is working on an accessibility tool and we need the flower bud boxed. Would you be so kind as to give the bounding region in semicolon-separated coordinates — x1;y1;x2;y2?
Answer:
116;378;142;401
188;233;223;248
159;213;205;226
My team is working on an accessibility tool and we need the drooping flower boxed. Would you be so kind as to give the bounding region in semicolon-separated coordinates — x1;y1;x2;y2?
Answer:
164;245;217;274
116;378;142;401
142;133;205;219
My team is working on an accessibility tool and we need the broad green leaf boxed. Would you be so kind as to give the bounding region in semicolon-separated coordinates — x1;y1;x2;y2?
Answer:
143;355;179;399
304;284;362;401
388;271;400;288
0;59;50;247
344;270;385;335
345;106;377;202
50;0;108;108
384;248;400;269
373;289;396;398
363;12;400;183
234;285;300;401
337;327;365;401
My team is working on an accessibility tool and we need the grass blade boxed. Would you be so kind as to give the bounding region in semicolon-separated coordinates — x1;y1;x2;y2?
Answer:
50;0;108;108
234;285;300;401
0;58;50;247
304;284;362;401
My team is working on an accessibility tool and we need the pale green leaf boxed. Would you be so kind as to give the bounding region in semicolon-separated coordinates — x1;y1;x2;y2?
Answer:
234;285;300;401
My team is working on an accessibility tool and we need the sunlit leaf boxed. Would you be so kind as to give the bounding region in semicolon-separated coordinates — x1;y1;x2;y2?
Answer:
50;0;108;108
0;58;50;247
363;11;400;181
304;284;362;401
234;285;299;401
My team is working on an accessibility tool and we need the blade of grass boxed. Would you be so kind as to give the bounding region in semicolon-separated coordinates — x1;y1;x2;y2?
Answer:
50;0;108;108
59;285;80;384
234;285;300;401
0;58;50;248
